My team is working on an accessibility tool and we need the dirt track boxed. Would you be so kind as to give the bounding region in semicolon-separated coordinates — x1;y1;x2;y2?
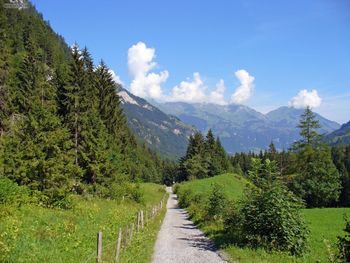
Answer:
152;187;227;263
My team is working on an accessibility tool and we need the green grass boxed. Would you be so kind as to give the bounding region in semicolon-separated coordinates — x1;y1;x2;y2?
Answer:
0;183;166;263
177;173;251;201
177;173;350;263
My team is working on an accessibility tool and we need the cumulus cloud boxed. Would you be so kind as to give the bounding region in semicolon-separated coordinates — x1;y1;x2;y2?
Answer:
168;72;206;103
126;41;255;105
230;69;255;104
289;89;322;109
128;42;169;100
109;69;124;85
208;79;227;105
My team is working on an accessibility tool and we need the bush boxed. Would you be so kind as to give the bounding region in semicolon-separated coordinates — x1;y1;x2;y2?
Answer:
225;183;308;256
177;188;194;208
129;183;144;203
0;177;29;206
206;183;227;220
337;217;350;262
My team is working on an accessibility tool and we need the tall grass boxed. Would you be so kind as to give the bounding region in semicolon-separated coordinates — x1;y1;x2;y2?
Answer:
0;183;166;263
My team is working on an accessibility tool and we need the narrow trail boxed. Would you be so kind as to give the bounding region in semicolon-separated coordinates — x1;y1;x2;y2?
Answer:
152;187;227;263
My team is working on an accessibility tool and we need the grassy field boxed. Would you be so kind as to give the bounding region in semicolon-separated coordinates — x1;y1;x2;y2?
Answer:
175;173;251;201
0;183;166;263
176;173;350;263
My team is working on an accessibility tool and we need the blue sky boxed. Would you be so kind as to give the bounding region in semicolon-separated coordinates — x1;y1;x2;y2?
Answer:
31;0;350;123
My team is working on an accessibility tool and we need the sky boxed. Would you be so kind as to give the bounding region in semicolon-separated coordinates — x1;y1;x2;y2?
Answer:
30;0;350;123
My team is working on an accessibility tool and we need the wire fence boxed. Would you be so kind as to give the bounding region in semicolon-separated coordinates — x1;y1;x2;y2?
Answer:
83;193;167;263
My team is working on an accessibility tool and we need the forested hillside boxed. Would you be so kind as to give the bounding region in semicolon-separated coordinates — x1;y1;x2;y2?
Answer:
0;0;168;206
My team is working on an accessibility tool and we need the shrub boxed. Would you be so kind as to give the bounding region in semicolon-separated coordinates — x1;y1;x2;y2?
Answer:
337;217;350;262
129;183;144;203
225;183;308;256
206;183;227;220
0;177;29;206
177;188;193;208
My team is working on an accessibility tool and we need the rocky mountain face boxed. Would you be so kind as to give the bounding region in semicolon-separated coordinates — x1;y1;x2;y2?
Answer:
117;88;196;159
155;102;340;153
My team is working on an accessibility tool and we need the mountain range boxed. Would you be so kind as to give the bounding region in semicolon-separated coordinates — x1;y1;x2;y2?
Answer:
117;89;342;155
154;102;340;153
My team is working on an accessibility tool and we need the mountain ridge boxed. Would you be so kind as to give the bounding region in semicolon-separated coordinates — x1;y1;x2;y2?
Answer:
117;88;196;159
154;101;340;153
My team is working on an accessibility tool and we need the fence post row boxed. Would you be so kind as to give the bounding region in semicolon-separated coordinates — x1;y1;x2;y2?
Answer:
92;193;168;263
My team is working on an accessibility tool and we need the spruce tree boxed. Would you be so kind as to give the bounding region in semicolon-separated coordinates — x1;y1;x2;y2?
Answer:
2;42;75;204
292;107;341;207
294;106;321;150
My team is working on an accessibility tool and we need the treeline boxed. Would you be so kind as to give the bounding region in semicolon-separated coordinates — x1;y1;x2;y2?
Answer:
0;1;168;206
231;107;350;208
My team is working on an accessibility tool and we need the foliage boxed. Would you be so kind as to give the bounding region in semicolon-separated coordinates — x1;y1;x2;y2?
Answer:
206;183;227;220
291;145;341;207
225;159;308;255
0;182;165;262
337;217;350;262
0;177;29;206
0;1;168;206
225;182;308;255
293;106;321;150
178;129;232;181
176;173;350;262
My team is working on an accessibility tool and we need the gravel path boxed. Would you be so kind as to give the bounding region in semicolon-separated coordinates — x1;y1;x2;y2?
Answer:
152;187;227;263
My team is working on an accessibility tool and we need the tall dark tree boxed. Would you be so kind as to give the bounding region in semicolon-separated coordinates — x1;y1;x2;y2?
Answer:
294;106;321;150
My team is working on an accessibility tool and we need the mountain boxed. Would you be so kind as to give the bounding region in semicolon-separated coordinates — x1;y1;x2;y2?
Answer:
156;102;340;153
117;89;196;158
325;121;350;145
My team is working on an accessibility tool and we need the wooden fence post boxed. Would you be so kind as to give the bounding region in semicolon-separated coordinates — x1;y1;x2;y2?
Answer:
141;210;144;229
137;211;140;231
115;228;122;263
96;231;102;263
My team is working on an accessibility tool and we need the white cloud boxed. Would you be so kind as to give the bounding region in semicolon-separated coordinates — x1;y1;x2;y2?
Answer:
208;79;227;105
109;69;124;85
289;89;322;109
167;72;206;103
126;42;256;105
128;42;169;100
230;69;255;104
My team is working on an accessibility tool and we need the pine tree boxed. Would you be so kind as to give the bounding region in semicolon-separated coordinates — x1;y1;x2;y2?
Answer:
294;106;321;150
291;107;341;207
2;42;75;204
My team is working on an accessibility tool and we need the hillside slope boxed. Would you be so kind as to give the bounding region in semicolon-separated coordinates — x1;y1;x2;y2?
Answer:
118;88;196;158
176;173;251;201
325;120;350;145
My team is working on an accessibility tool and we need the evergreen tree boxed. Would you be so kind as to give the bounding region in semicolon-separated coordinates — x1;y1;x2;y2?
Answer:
2;44;75;204
294;106;321;150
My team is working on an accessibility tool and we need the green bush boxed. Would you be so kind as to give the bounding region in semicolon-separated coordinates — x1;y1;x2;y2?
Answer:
337;217;350;262
177;188;194;208
0;177;29;206
129;183;144;203
206;183;227;220
225;183;308;256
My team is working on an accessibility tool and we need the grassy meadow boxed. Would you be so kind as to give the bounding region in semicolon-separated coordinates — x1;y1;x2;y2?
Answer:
0;183;166;263
175;173;350;263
